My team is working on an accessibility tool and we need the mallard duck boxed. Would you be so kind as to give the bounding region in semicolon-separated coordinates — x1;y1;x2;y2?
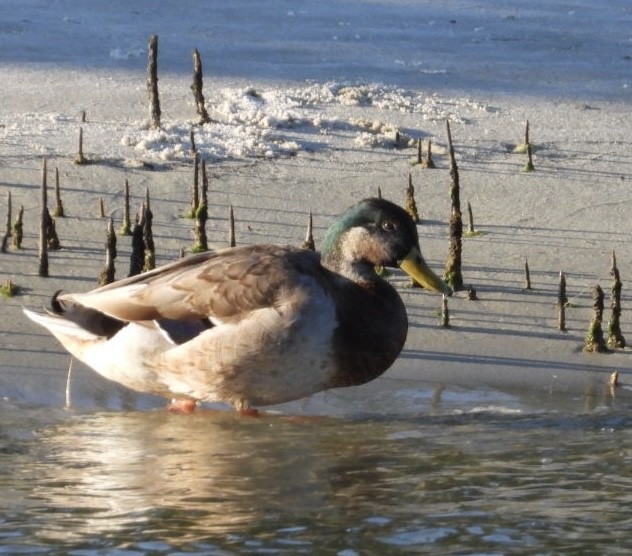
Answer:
24;198;449;413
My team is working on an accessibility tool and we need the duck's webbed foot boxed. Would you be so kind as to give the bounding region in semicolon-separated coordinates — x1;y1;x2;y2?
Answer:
235;399;260;417
238;407;261;417
167;398;198;414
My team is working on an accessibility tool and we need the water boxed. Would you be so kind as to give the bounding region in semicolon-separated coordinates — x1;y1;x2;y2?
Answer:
2;390;632;555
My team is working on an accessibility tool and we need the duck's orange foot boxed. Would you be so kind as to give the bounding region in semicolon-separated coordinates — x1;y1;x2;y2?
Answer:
238;407;261;418
166;399;198;414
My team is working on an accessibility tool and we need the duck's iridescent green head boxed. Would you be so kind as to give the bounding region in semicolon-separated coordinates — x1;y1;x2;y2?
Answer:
322;198;451;294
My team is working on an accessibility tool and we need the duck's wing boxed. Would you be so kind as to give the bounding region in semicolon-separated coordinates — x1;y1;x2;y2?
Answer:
59;246;323;324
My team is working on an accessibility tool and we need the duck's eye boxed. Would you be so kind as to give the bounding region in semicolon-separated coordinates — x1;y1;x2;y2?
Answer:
381;220;396;232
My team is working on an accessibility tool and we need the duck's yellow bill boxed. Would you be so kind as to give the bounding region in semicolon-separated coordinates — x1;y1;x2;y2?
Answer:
399;247;452;295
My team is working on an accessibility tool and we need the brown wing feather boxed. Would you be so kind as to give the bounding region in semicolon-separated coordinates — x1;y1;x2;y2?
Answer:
64;245;323;323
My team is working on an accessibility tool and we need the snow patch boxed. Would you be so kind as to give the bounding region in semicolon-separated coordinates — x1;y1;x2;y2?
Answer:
0;81;490;163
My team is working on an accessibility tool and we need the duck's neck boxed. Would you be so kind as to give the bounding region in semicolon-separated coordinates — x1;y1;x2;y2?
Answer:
321;227;385;284
324;250;408;390
322;252;377;284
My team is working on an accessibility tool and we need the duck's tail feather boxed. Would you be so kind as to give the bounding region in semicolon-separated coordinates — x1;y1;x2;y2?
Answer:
24;292;127;341
23;307;102;341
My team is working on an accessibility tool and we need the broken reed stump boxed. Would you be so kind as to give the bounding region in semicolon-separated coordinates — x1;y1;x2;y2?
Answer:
228;205;236;247
119;179;132;236
190;128;197;156
142;189;155;272
38;160;49;277
302;211;315;250
608;250;625;348
0;278;18;298
464;202;484;238
97;218;117;286
98;197;105;218
191;162;209;253
405;173;420;223
0;190;11;253
31;160;62;257
191;200;208;253
558;270;568;306
515;120;535;171
187;152;200;219
523;258;532;290
466;201;474;234
584;285;608;353
558;271;567;331
46;212;61;251
440;294;450;328
53;167;64;217
128;207;145;277
190;159;210;253
513;120;531;153
74;127;86;165
444;120;464;291
467;285;478;300
523;142;535;172
421;139;436;169
4;190;11;237
12;205;24;249
377;186;382;199
416;138;422;165
191;48;211;125
147;34;161;130
201;159;209;207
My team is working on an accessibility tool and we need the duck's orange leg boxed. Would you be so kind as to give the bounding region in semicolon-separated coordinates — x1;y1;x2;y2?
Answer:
234;399;261;417
166;399;198;413
238;407;261;417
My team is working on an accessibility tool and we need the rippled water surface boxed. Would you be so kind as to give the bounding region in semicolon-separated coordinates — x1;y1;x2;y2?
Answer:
2;393;632;555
